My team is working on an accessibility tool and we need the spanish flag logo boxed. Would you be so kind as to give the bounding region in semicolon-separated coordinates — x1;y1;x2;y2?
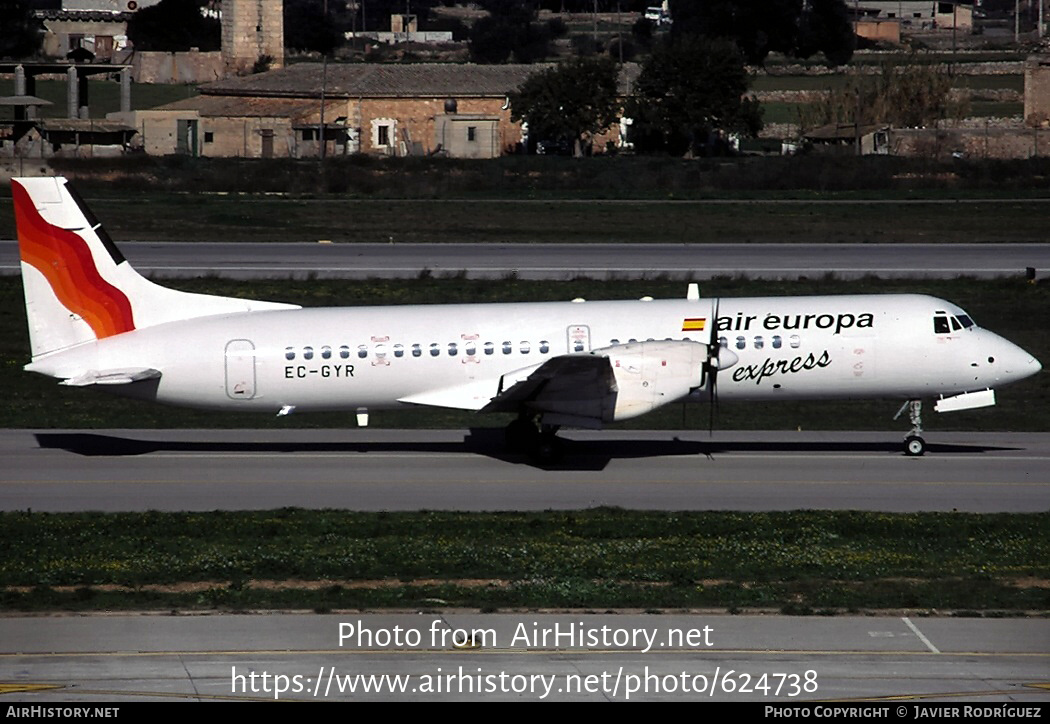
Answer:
682;317;706;332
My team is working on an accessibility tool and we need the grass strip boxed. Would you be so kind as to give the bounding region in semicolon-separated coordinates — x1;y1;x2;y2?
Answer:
1;509;1046;614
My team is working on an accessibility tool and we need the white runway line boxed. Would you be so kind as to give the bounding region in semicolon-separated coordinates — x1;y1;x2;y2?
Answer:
902;617;941;654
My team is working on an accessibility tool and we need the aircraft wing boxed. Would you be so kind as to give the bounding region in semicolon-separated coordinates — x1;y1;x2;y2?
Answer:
404;342;708;427
480;354;616;422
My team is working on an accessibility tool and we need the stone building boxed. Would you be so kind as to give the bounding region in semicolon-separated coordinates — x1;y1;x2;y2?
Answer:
221;0;285;76
1025;52;1050;127
122;63;639;159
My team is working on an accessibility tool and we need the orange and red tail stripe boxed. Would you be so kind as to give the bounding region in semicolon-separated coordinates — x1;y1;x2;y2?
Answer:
13;181;135;339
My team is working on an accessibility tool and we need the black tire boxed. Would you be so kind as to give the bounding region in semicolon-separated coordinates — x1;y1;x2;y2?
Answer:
505;418;538;453
904;435;926;457
532;433;563;463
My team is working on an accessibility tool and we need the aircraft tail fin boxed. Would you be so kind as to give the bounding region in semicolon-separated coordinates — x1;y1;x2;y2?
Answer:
12;177;298;359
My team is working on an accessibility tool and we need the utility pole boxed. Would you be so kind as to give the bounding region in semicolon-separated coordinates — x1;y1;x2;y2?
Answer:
319;0;328;162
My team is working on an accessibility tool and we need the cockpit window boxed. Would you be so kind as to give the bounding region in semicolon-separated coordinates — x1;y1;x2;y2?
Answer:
950;317;962;331
957;314;975;329
934;316;950;334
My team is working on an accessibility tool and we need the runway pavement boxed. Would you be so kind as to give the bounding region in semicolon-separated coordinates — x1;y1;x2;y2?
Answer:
2;241;1048;280
2;429;1048;513
1;613;1047;702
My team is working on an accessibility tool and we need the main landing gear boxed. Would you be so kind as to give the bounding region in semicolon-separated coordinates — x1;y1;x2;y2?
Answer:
895;399;927;457
505;414;562;462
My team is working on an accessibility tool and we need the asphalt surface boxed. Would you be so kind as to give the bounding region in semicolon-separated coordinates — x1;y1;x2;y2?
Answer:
2;241;1049;280
2;429;1048;513
1;613;1047;702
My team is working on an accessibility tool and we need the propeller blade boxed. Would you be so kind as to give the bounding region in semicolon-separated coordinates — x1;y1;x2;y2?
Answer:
707;297;720;435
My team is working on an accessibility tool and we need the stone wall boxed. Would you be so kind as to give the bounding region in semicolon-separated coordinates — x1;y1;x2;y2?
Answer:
132;50;224;84
1024;54;1050;127
890;126;1050;158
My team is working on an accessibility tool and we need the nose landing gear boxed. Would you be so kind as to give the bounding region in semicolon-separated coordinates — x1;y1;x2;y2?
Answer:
895;400;926;456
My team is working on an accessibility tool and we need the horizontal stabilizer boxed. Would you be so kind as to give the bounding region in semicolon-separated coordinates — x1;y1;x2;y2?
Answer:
59;368;162;387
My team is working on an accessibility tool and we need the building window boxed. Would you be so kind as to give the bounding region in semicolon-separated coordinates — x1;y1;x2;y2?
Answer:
204;131;214;143
467;126;477;142
371;118;396;149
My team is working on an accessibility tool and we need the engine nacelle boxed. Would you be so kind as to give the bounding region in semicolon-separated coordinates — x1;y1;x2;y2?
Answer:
598;341;709;421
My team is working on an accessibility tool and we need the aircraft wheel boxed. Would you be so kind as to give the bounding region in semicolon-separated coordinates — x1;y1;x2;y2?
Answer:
532;433;563;464
505;418;538;453
904;435;926;457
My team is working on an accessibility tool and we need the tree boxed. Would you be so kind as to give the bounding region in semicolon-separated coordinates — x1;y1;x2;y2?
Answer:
510;56;621;156
469;0;552;63
671;0;854;67
801;60;965;131
0;0;42;59
626;36;763;156
284;0;345;55
127;0;220;53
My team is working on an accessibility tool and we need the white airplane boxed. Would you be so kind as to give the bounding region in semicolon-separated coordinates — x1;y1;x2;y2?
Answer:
12;177;1042;459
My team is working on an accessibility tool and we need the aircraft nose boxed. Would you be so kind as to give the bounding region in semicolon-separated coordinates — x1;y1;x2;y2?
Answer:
996;338;1041;383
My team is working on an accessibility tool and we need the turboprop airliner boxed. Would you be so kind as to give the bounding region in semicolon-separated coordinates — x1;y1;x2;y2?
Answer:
12;177;1042;459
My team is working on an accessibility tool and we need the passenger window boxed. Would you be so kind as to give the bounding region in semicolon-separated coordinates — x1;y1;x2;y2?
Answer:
394;344;404;358
465;342;476;356
789;335;801;348
573;341;585;352
375;344;387;359
539;340;550;354
285;347;295;361
610;339;620;345
340;345;350;359
934;316;950;334
735;336;746;350
772;335;782;349
484;342;494;355
357;345;368;359
520;341;531;354
430;343;440;357
754;336;764;350
303;346;314;360
502;341;512;355
412;344;422;358
719;337;727;349
321;346;332;359
448;342;458;357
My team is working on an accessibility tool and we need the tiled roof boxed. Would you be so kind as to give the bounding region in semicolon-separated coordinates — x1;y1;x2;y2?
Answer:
153;95;320;120
202;62;640;99
37;119;134;133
